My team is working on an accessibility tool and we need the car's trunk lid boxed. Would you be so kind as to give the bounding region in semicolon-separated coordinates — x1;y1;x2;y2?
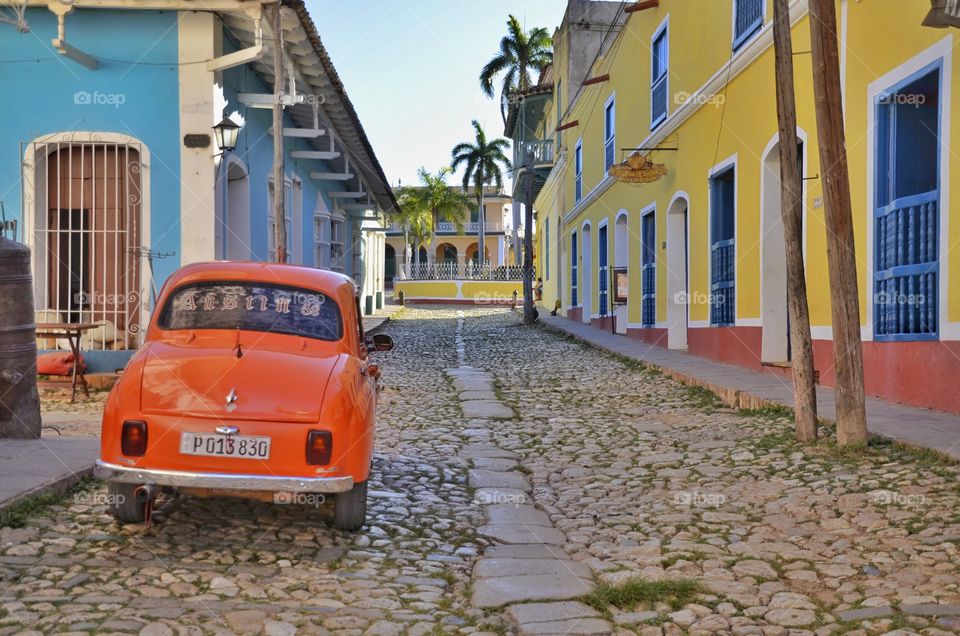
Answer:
140;340;339;422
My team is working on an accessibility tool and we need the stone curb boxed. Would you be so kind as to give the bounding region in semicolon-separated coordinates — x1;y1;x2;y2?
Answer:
0;464;94;511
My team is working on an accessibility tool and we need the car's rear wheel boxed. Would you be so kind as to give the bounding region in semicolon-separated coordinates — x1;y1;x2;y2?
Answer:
333;480;367;531
107;482;148;524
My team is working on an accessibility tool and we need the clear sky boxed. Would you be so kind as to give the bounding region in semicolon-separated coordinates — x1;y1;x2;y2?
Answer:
309;1;567;191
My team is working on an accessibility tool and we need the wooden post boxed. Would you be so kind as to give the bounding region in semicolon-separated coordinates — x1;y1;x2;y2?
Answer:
772;0;818;442
808;0;868;445
272;1;287;263
522;151;536;324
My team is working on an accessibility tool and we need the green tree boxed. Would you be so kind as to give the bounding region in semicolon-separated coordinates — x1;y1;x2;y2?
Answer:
451;120;512;266
480;15;553;122
399;167;471;266
394;189;431;273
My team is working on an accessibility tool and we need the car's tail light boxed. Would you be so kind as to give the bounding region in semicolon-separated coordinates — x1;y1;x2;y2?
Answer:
121;420;148;456
306;430;332;465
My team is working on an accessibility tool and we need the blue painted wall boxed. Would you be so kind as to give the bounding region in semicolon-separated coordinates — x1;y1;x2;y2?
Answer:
220;30;344;267
0;8;182;286
1;11;359;371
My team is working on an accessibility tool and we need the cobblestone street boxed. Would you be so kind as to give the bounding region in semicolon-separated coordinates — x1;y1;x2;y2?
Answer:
3;306;960;635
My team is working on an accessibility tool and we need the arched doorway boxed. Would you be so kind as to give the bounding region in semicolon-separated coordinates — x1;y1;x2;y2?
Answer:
666;193;689;350
417;245;428;265
384;244;396;287
581;222;592;324
614;212;629;334
466;242;490;263
222;155;250;260
436;243;458;263
24;133;150;350
760;135;804;364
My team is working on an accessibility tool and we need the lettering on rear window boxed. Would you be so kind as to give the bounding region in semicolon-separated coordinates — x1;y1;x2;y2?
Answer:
159;282;342;341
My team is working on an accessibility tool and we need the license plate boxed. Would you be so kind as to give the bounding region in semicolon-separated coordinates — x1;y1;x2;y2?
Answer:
180;432;271;459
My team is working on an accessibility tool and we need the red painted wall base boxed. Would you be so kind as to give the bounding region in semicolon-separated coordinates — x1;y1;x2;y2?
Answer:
628;325;960;415
625;327;669;347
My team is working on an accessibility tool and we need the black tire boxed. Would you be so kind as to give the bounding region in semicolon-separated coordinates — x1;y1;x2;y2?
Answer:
107;482;148;524
333;480;367;531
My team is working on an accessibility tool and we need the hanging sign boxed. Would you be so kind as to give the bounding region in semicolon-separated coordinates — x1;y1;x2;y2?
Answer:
923;0;960;27
612;267;629;304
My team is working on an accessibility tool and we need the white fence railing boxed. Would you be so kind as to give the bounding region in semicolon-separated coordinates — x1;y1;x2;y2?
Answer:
387;221;503;234
397;261;525;281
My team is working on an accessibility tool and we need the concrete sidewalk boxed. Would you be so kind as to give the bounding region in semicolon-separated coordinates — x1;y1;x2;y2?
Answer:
540;314;960;459
0;436;99;508
365;297;404;333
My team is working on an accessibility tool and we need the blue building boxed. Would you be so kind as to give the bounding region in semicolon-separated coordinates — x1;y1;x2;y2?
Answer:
0;0;396;370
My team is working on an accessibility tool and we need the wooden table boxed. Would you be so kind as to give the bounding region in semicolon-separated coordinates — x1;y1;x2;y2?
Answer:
35;322;102;402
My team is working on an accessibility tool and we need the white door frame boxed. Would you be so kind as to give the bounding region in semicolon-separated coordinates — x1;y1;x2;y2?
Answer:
666;191;689;350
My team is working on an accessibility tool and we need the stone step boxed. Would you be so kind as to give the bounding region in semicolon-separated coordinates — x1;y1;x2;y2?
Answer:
477;524;567;545
474;557;591;579
461;400;514;419
484;504;552;527
472;573;594;608
469;469;531;491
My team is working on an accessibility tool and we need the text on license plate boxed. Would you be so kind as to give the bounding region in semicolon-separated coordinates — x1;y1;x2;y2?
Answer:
179;432;271;459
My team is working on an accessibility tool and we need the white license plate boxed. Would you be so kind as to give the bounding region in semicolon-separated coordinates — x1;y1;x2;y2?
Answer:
180;432;271;459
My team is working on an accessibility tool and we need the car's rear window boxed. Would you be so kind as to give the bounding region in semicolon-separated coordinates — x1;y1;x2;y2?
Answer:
158;282;342;341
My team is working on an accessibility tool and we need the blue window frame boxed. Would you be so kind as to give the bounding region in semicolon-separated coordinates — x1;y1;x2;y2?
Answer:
651;24;668;128
641;211;656;327
571;231;579;306
604;97;616;172
874;61;941;341
710;166;736;326
733;0;763;50
575;140;583;203
598;224;609;316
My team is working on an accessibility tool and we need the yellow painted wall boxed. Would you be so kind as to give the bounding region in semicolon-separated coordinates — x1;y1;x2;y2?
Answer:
395;280;524;303
534;0;958;335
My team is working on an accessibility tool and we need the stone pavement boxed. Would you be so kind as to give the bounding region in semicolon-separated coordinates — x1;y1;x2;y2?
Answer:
541;313;960;460
446;312;604;634
0;437;99;508
2;306;960;635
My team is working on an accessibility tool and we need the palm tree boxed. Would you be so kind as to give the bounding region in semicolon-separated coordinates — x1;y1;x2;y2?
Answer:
394;190;431;276
451;120;512;267
480;15;553;122
399;167;471;268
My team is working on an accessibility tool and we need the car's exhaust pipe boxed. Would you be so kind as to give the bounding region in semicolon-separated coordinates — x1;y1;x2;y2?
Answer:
134;484;157;503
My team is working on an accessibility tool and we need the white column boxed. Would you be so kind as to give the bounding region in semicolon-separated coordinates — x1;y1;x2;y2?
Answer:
178;12;216;264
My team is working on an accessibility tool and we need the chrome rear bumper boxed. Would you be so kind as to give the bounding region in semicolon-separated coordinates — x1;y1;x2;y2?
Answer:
94;460;354;493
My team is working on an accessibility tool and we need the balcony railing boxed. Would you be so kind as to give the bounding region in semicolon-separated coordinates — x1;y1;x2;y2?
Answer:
518;139;555;167
398;262;525;281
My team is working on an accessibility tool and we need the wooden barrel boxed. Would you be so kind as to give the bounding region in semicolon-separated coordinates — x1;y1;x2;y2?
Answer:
0;236;41;438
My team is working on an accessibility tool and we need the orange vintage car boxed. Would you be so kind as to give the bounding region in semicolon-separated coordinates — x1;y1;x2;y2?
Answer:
94;261;392;530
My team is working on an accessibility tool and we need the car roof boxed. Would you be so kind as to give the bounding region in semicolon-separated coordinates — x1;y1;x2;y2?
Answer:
160;261;359;297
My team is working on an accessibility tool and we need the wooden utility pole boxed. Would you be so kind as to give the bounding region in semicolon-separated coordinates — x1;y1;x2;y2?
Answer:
271;0;287;263
808;0;867;445
522;151;536;324
772;0;818;442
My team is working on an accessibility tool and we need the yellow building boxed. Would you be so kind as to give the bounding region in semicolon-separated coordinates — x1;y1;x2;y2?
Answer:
385;187;512;281
526;0;960;414
386;188;525;303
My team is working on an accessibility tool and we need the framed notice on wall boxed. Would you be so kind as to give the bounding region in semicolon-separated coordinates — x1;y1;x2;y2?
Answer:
612;267;628;304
